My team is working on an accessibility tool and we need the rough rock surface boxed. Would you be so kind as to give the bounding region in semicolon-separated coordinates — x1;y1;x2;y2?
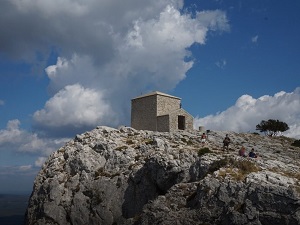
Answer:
25;126;300;225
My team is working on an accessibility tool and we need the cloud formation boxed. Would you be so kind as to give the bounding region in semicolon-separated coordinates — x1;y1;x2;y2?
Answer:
0;0;229;137
194;87;300;139
33;83;116;137
35;157;47;167
0;120;68;155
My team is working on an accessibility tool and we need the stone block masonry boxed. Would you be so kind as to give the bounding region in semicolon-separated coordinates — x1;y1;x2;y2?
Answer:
131;91;193;132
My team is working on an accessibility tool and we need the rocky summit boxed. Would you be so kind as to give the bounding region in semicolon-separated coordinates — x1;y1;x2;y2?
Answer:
25;126;300;225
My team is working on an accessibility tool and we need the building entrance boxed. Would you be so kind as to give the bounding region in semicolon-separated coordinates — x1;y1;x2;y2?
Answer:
178;116;185;130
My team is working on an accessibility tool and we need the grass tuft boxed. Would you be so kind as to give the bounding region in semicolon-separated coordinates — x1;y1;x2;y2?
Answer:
198;147;212;157
209;157;260;181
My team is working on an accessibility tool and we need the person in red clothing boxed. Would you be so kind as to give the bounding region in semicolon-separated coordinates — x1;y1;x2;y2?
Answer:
201;133;207;145
238;146;247;157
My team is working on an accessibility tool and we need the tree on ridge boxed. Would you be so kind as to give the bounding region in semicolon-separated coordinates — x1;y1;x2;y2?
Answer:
256;119;289;137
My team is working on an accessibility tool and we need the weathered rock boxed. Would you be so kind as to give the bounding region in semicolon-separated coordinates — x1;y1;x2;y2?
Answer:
25;126;300;225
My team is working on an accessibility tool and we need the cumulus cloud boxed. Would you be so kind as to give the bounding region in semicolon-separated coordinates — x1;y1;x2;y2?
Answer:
0;0;184;63
0;120;68;155
0;0;228;137
194;87;300;139
33;83;116;136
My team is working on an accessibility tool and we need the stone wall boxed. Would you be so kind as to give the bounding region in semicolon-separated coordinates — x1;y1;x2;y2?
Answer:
131;92;193;132
156;94;180;116
169;109;194;132
157;115;169;132
131;95;157;131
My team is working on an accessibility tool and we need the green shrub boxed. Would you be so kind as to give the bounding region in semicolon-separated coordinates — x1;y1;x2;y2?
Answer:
208;157;259;176
291;140;300;148
233;160;259;174
213;157;260;181
115;146;128;151
95;167;111;178
144;138;154;145
208;158;228;173
187;140;194;145
198;147;212;157
126;139;134;145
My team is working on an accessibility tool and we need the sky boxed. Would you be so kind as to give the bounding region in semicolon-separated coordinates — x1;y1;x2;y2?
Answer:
0;0;299;194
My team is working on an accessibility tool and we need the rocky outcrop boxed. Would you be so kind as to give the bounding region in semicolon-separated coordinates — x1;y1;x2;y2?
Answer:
25;126;300;225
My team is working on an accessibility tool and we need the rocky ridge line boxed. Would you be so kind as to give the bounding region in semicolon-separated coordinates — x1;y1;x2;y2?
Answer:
25;126;300;225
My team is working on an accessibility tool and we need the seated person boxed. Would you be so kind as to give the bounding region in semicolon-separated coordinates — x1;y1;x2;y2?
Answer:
248;148;258;158
238;146;247;157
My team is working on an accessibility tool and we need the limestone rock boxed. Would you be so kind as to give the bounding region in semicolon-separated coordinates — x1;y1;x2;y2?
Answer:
25;126;300;225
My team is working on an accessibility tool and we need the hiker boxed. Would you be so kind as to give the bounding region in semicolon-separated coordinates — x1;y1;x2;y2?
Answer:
238;146;247;157
249;148;258;158
201;133;207;144
222;134;231;151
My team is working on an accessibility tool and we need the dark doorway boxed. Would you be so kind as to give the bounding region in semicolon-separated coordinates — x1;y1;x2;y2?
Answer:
178;116;185;130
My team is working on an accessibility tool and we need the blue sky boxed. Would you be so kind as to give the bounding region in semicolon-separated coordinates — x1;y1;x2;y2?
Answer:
0;0;299;194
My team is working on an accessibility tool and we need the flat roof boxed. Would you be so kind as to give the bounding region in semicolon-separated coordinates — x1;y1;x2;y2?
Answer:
132;91;181;100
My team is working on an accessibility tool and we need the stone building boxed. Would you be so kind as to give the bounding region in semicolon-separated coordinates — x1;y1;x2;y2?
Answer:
131;91;194;132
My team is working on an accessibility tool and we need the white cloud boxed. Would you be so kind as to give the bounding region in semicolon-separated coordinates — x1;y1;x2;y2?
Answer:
194;87;300;139
1;1;229;137
1;1;187;62
251;35;258;43
0;120;68;155
19;165;32;171
23;2;229;137
0;165;37;176
0;99;4;106
35;157;47;167
0;120;23;143
33;84;117;136
196;10;230;32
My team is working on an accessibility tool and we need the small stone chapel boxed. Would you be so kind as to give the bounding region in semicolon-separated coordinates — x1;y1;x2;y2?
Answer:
131;91;194;132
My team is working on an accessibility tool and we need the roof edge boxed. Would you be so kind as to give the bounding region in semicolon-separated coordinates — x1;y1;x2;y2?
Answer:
132;91;181;100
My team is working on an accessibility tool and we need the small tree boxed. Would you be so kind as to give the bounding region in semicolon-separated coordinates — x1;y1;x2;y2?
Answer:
256;119;289;136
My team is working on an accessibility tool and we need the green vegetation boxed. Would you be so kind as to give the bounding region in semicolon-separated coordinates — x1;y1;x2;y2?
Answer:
208;157;260;181
208;158;228;173
95;167;111;178
144;138;154;145
198;147;212;157
231;159;259;175
181;138;187;142
256;119;289;136
180;137;193;145
95;167;120;179
115;146;128;151
291;140;300;148
126;139;134;145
